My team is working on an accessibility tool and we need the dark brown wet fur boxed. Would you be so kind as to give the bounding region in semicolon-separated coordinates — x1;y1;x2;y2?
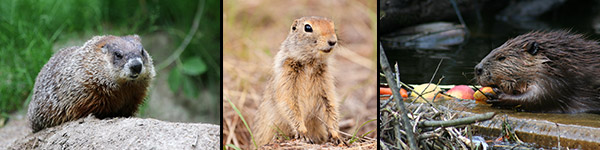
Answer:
474;31;600;113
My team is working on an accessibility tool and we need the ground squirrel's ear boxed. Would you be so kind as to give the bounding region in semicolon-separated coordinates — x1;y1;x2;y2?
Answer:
291;19;299;32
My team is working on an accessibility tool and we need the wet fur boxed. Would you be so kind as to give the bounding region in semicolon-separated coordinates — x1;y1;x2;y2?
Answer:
475;31;600;113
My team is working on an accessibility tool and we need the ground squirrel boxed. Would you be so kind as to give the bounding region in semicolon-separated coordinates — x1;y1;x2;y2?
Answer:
28;35;155;132
254;16;343;145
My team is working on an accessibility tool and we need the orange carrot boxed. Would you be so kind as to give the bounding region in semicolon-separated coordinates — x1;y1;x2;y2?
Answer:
400;88;408;98
380;87;392;95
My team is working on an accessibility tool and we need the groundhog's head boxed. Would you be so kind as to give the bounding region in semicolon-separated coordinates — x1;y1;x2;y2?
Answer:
283;16;337;58
90;35;155;84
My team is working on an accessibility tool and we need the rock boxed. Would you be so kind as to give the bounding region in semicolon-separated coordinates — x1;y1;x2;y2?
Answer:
6;116;219;149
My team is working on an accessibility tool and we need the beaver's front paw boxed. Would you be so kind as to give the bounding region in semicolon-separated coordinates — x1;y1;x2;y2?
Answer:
487;93;521;108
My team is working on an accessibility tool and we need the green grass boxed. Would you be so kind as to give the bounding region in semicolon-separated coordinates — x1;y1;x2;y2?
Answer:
349;118;376;144
225;144;242;150
227;97;258;149
0;0;220;124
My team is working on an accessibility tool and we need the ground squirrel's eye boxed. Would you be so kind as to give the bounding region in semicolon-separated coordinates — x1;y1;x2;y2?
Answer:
114;52;123;59
304;24;313;32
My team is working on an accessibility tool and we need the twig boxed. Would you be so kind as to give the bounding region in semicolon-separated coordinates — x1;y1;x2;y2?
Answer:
379;42;418;149
156;0;205;70
448;0;470;36
418;112;495;127
556;123;561;149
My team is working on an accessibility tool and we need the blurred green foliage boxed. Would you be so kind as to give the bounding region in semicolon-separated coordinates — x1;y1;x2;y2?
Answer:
0;0;220;123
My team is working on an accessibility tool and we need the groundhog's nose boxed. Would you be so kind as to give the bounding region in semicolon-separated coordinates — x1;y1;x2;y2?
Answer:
328;40;336;46
130;62;142;77
474;64;483;76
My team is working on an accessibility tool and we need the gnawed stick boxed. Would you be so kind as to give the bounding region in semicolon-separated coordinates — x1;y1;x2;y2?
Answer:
418;112;495;127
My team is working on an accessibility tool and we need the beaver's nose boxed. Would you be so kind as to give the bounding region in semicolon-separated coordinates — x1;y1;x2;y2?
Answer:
474;64;483;76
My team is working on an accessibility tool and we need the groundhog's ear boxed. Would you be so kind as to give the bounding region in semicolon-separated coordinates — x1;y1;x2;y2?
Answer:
99;42;108;53
122;35;141;42
523;41;539;55
291;19;299;32
95;39;109;53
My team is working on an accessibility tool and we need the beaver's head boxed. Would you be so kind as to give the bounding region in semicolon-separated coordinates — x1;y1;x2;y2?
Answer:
474;32;555;95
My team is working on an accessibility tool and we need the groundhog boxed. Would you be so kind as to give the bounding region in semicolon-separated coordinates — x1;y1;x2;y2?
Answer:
474;31;600;113
253;16;343;146
28;35;155;132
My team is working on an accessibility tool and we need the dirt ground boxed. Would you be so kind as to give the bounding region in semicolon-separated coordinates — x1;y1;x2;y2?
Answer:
0;116;219;149
223;0;377;149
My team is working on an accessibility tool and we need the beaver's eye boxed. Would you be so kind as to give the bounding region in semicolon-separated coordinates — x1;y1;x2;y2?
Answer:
498;56;506;61
526;41;539;55
114;52;123;59
304;24;313;32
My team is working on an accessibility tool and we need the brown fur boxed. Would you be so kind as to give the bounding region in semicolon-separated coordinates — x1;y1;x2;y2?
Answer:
474;31;600;113
253;16;342;146
28;35;155;132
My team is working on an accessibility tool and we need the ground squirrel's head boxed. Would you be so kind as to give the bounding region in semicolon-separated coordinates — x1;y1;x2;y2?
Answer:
282;16;337;59
86;35;155;84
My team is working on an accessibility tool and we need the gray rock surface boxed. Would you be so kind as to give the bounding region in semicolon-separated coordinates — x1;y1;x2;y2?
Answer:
4;116;219;150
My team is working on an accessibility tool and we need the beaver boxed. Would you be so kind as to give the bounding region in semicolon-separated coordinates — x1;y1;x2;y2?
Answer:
28;35;155;132
474;31;600;113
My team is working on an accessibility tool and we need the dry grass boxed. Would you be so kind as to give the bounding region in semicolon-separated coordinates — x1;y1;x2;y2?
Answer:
223;0;377;149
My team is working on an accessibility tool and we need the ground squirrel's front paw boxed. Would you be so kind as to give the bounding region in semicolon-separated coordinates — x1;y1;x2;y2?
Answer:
294;132;314;143
298;125;308;134
294;125;314;143
329;130;346;145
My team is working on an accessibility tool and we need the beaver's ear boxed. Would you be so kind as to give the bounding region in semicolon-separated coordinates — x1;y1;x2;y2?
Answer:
523;41;539;55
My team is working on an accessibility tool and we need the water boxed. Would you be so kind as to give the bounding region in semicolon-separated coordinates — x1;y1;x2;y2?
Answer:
381;0;600;85
381;22;524;85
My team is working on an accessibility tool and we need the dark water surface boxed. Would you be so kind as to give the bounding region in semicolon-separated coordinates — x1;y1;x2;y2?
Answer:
381;0;600;85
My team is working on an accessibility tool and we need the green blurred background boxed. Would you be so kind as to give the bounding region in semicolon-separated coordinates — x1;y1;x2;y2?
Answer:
0;0;220;124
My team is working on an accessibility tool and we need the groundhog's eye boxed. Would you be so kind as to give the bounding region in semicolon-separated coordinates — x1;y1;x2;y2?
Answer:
114;52;123;59
304;24;313;32
498;56;506;61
